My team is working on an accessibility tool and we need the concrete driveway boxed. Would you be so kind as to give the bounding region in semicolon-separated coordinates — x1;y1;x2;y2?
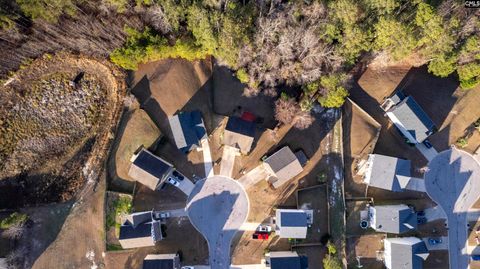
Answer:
187;176;249;269
424;206;446;222
176;178;195;196
220;145;240;178
424;148;480;269
237;165;268;190
415;142;438;161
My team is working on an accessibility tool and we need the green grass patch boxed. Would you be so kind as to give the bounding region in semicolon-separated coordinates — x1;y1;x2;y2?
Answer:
0;212;28;229
106;244;124;251
106;196;132;232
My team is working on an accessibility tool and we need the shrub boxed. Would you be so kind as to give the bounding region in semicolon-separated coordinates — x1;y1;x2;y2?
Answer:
323;242;342;269
318;86;349;108
236;68;249;84
0;213;28;229
456;137;468;148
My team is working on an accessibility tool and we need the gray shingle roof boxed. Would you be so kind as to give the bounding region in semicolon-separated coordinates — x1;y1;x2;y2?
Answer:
143;254;179;269
128;148;173;190
387;96;436;143
373;205;417;234
264;146;304;188
385;237;429;269
366;154;411;192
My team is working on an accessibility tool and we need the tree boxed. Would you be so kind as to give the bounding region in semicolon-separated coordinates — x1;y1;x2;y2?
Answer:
427;55;457;77
457;62;480;89
373;17;416;61
323;242;342;269
274;94;314;129
16;0;76;22
362;0;398;15
186;4;218;55
318;74;349;108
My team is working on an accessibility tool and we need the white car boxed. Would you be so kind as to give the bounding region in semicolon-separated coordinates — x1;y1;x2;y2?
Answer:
257;225;272;233
167;177;180;187
181;267;194;269
153;212;170;219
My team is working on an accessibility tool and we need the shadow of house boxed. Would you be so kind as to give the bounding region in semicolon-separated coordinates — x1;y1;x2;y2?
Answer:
212;65;277;129
187;182;242;268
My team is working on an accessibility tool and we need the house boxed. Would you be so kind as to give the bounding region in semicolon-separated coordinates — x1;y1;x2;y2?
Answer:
265;251;308;269
223;116;256;154
142;253;180;269
384;237;429;269
128;147;175;190
384;92;436;144
274;209;313;239
363;154;411;192
119;211;162;249
264;146;306;189
368;204;417;234
168;111;207;153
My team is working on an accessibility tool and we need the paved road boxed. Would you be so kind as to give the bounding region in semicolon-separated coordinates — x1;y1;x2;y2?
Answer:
424;206;446;222
176;177;195;196
424;148;480;269
187;176;249;269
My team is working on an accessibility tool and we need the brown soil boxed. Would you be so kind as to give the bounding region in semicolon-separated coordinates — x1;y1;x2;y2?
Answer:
346;234;385;269
343;99;381;197
29;174;107;269
0;52;125;208
108;107;160;185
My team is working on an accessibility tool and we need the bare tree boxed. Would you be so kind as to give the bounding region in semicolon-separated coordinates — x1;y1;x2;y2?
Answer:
275;97;314;129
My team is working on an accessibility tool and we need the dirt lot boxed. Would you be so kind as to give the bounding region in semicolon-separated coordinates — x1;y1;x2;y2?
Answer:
212;65;277;129
343;99;382;198
346;234;384;269
30;175;107;269
108;107;161;191
293;245;326;269
297;185;329;243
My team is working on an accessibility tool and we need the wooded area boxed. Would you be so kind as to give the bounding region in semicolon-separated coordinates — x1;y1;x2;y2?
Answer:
0;0;479;128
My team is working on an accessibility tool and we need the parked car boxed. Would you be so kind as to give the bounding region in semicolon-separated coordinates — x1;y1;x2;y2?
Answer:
257;225;272;233
471;255;480;261
167;177;180;187
428;238;442;245
423;139;433;148
153;212;170;219
252;232;269;240
181;267;194;269
172;170;184;181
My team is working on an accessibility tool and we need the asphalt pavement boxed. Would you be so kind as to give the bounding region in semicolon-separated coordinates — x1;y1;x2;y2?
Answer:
187;176;249;269
424;148;480;269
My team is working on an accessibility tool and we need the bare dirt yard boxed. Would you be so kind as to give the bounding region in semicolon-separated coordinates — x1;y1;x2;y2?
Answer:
108;106;161;192
30;175;107;269
343;99;381;198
